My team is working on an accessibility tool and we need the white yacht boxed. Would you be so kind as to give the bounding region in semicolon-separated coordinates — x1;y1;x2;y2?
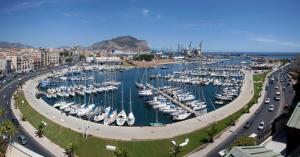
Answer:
127;89;135;126
93;107;110;122
173;112;191;121
116;86;127;126
103;109;117;125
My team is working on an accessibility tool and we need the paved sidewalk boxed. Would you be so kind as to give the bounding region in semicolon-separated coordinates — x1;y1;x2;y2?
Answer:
11;93;66;157
22;70;253;140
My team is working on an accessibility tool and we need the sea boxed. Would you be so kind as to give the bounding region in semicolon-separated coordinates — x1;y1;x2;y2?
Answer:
41;53;298;126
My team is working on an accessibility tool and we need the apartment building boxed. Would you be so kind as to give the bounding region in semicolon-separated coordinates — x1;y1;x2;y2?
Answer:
16;53;34;73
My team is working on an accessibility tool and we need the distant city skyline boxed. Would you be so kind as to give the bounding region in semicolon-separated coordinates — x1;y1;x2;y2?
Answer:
0;0;300;52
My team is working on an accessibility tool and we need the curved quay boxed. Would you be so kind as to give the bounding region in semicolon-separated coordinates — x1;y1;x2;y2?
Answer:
22;69;253;141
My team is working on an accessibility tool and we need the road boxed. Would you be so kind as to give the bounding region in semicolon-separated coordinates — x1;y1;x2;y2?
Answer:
0;69;60;157
206;65;294;157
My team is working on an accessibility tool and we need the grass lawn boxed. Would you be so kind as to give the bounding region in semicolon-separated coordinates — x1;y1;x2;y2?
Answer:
15;73;266;157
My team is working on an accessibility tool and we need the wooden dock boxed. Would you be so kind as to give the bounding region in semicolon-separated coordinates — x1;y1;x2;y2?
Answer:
146;84;196;115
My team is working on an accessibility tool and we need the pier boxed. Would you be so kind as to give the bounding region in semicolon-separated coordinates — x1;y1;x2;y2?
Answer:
146;84;197;115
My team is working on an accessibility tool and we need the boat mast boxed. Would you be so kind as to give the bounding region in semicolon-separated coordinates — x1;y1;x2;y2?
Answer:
84;73;86;105
129;88;132;112
155;109;158;123
111;90;114;110
121;83;124;110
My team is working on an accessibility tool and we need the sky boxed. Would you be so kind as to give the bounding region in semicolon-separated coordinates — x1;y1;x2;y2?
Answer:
0;0;300;52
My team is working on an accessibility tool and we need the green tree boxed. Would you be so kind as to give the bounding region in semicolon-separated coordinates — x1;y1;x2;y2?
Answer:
0;120;16;141
170;144;181;157
0;107;5;118
231;135;256;147
133;54;154;61
36;121;47;137
64;143;76;157
114;148;130;157
207;122;217;143
79;54;86;61
226;116;236;126
0;120;17;155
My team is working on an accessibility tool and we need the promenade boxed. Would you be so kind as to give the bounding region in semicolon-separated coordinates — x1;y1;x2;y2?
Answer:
21;69;253;141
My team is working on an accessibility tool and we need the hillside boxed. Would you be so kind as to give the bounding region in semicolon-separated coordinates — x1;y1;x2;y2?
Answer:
91;36;149;52
0;42;33;48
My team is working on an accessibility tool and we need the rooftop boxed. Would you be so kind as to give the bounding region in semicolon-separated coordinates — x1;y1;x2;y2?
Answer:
225;146;283;157
287;102;300;129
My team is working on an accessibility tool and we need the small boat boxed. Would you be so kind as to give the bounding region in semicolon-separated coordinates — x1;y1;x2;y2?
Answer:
127;89;135;126
93;107;110;122
104;91;117;125
173;112;191;121
116;86;127;126
135;81;144;89
116;110;127;126
138;89;153;97
103;109;117;125
59;102;74;110
53;101;65;108
215;101;224;105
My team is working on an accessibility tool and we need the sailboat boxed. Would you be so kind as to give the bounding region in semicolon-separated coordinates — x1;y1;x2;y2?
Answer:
150;109;164;127
116;84;127;126
103;91;117;125
127;88;135;126
93;91;110;122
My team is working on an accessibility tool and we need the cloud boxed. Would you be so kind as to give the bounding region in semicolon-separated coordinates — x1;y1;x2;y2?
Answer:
141;8;149;16
249;38;300;47
183;22;224;28
2;0;92;13
3;0;46;13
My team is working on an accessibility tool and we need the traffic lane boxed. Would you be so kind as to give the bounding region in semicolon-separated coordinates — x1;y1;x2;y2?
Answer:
0;72;54;157
206;93;275;155
206;72;282;157
210;67;292;156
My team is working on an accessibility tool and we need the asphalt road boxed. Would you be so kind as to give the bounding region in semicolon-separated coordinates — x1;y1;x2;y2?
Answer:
0;70;58;157
206;65;295;157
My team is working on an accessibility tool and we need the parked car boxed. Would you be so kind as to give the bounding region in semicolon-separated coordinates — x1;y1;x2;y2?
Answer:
275;96;280;101
268;105;274;111
17;135;28;145
244;121;252;129
258;121;265;130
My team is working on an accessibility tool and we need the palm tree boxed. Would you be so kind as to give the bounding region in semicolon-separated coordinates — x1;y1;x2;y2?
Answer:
170;144;181;157
207;122;217;143
36;121;46;137
64;143;76;157
114;148;129;157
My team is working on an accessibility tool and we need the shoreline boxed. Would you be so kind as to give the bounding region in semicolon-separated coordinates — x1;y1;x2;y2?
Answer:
20;68;254;141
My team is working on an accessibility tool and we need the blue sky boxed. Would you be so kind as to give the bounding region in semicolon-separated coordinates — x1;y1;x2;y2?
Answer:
0;0;299;52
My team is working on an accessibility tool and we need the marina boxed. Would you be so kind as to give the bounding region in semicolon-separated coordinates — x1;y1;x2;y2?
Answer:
38;58;248;126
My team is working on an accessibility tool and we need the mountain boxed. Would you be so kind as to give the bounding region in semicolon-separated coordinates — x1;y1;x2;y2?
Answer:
91;36;149;52
0;42;33;48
